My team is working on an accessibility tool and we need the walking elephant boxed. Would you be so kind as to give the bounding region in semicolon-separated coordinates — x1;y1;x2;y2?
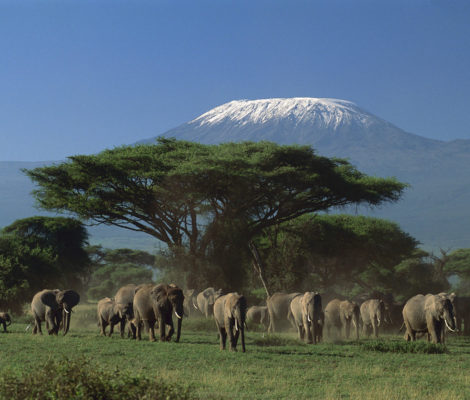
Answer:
114;284;142;338
290;292;323;344
324;299;360;340
183;289;199;318
196;287;223;318
133;283;184;342
266;292;301;333
214;292;247;352
31;289;80;335
246;305;269;330
402;293;457;344
97;297;132;337
360;299;386;338
454;296;470;335
0;312;11;332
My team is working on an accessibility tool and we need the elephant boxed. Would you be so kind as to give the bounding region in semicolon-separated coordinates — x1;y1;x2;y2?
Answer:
133;283;185;342
196;287;223;318
114;284;141;338
324;299;360;340
402;293;457;344
360;299;386;338
213;292;247;352
290;292;323;344
0;312;11;332
31;289;80;335
97;297;132;337
246;305;269;330
183;289;199;318
266;292;301;333
453;295;470;335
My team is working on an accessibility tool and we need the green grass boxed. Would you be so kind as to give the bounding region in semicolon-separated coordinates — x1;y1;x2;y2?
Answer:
1;304;470;399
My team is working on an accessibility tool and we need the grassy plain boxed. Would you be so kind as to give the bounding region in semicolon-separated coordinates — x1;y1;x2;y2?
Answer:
1;304;470;399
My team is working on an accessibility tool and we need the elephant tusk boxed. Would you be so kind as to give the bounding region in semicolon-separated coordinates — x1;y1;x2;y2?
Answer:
235;319;239;331
308;315;312;323
175;311;182;320
444;318;457;332
64;309;70;314
377;318;381;327
352;319;357;328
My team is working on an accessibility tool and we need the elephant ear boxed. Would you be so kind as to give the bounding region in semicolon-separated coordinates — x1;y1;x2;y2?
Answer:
300;294;308;314
151;284;168;304
203;288;213;299
57;290;80;308
41;291;59;309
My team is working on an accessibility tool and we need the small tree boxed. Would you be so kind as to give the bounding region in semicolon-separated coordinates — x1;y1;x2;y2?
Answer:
0;217;90;313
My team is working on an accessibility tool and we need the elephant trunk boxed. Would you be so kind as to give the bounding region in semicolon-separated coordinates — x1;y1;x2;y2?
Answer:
6;315;11;326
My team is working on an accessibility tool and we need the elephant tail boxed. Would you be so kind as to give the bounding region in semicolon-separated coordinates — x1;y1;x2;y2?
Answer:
398;322;405;334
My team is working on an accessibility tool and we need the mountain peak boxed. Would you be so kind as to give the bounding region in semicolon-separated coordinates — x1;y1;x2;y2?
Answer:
191;97;377;130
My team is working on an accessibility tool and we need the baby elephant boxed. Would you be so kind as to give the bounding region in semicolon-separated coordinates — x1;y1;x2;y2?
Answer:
0;312;11;332
97;297;132;337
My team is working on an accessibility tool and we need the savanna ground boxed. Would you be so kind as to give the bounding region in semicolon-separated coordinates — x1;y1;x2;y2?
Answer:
1;303;470;399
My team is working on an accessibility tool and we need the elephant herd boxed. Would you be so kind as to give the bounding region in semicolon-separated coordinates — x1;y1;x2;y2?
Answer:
261;291;460;344
1;285;468;349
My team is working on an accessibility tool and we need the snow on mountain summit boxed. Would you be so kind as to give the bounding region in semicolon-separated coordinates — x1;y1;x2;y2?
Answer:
190;98;378;130
142;96;437;150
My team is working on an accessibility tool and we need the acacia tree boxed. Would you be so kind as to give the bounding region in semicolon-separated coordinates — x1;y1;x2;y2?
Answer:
25;139;406;288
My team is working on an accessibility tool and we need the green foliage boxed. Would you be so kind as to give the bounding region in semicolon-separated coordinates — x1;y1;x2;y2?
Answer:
360;340;447;354
0;217;90;313
257;214;419;296
25;139;406;288
392;250;449;301
86;246;154;300
0;357;195;400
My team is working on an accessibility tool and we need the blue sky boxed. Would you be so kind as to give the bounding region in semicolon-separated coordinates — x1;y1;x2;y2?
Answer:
1;0;469;161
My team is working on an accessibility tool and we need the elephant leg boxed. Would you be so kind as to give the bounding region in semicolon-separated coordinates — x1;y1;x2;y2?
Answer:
344;321;350;339
426;315;440;344
129;321;137;339
234;327;240;350
120;319;126;338
297;324;303;341
219;326;227;350
372;320;378;338
226;321;237;351
166;321;174;341
99;318;107;336
1;321;6;332
136;320;143;340
109;322;115;337
35;317;43;335
146;320;156;342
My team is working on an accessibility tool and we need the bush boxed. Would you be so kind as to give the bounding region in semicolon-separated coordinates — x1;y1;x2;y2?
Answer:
0;357;196;400
360;340;448;354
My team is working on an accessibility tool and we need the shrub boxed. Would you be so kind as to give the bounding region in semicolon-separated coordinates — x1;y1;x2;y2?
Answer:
360;340;448;354
0;357;196;400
